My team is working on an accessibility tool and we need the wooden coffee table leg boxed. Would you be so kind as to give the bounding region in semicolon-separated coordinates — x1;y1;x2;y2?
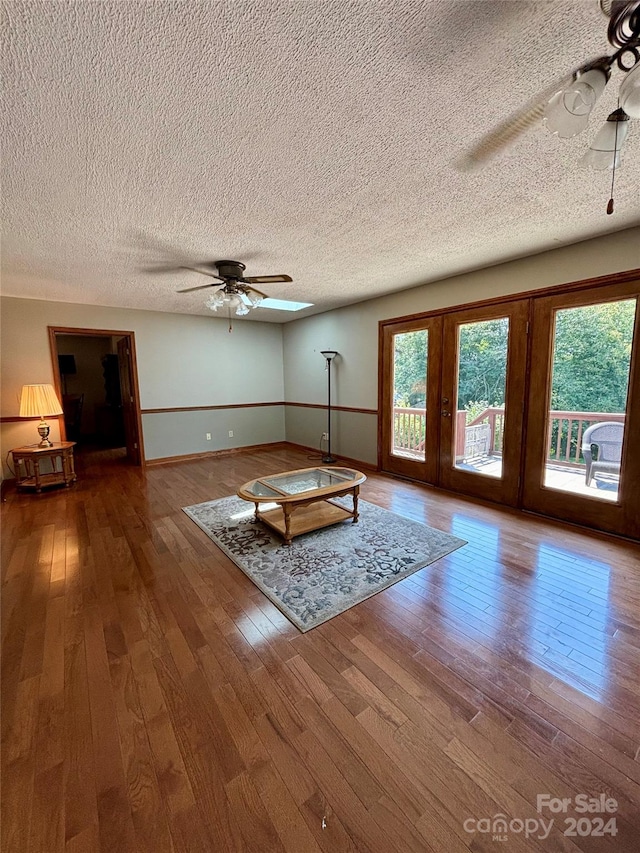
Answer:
283;504;292;545
352;486;360;523
253;501;260;519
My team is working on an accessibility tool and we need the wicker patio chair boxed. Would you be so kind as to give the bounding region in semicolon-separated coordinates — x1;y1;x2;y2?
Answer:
581;421;624;487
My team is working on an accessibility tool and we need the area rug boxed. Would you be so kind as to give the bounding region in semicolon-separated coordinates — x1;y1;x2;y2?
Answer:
182;496;467;632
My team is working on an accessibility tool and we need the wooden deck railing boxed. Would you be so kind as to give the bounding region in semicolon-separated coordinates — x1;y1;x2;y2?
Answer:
393;407;427;454
392;406;625;466
546;410;625;466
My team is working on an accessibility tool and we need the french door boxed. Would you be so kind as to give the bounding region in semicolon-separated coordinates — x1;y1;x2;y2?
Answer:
380;316;442;484
522;281;640;538
380;276;640;539
380;301;528;506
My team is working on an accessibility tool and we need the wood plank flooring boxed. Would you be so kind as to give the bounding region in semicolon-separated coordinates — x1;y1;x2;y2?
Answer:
2;445;639;852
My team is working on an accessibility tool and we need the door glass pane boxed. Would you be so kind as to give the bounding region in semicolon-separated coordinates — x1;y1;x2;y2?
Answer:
454;317;509;477
391;330;428;461
543;298;635;501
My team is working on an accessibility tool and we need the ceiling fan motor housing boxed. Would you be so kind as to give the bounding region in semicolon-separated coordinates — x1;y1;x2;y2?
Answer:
215;260;246;280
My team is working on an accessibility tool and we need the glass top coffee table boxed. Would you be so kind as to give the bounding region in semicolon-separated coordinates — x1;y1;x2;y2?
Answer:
237;466;367;544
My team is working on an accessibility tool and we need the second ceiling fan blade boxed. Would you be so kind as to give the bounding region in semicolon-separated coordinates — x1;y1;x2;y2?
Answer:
247;285;269;299
177;282;221;293
244;274;293;284
458;65;590;168
181;266;225;280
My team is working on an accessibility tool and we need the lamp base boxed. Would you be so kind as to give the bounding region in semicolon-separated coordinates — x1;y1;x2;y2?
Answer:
321;454;337;464
37;420;53;447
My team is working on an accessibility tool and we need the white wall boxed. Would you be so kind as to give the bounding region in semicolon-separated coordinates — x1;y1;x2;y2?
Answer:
1;297;285;473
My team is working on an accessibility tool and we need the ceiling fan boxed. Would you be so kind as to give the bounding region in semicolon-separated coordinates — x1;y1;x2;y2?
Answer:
462;0;639;211
176;259;293;318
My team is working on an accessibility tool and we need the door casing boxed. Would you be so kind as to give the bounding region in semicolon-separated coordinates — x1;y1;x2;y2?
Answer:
48;326;145;466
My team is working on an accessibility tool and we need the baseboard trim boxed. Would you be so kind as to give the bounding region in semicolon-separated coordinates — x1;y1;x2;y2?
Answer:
145;440;378;472
145;441;290;466
285;442;379;474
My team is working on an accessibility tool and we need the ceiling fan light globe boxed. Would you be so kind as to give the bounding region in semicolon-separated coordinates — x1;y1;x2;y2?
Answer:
206;290;226;309
544;68;608;137
235;303;250;316
580;145;626;170
581;113;631;170
619;62;640;119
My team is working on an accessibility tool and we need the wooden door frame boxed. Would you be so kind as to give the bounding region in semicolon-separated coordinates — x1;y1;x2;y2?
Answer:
377;268;640;539
522;280;640;538
48;326;145;466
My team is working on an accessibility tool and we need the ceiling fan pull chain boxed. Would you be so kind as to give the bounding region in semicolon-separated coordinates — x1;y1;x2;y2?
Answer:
607;102;621;215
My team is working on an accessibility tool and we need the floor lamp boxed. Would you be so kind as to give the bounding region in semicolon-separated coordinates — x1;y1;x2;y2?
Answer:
320;350;338;463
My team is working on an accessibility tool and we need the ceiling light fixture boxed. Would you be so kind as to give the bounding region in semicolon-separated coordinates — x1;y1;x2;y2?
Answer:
542;0;639;194
464;0;639;212
204;278;267;331
172;259;295;330
205;284;261;317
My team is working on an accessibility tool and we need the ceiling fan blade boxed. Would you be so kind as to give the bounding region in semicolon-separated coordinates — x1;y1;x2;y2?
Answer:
180;266;225;280
177;282;221;293
246;285;269;299
144;263;225;281
458;67;587;169
244;274;293;284
142;262;193;273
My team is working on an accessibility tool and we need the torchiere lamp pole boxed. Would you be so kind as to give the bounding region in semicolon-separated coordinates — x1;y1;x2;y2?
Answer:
320;350;338;463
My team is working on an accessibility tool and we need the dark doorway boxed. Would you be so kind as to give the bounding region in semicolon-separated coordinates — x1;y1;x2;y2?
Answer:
48;326;144;465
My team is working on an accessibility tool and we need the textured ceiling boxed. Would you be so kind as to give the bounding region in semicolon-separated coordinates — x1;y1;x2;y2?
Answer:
2;0;639;323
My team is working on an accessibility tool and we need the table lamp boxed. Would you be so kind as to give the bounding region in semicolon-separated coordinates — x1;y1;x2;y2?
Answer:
19;384;64;447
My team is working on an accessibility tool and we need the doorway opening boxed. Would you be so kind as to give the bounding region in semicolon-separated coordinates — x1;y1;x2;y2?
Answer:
48;326;144;466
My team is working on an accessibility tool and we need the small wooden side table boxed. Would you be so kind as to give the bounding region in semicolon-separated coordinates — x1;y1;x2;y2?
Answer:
12;442;77;493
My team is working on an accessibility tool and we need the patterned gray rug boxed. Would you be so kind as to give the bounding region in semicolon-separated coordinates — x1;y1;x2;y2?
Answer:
182;496;467;632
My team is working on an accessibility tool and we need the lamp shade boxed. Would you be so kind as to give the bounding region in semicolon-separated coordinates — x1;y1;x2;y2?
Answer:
19;384;64;418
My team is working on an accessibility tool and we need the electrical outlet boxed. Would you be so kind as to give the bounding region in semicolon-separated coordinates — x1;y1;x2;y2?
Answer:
228;430;234;438
322;432;329;441
206;433;211;441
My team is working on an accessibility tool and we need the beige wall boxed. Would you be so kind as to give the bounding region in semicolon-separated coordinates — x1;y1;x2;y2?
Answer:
1;297;285;474
283;227;640;464
2;227;639;475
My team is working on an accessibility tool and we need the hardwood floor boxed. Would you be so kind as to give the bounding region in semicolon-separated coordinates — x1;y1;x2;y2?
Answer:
2;445;639;852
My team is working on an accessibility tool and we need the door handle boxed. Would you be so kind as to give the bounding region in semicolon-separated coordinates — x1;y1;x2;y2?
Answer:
441;410;451;417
